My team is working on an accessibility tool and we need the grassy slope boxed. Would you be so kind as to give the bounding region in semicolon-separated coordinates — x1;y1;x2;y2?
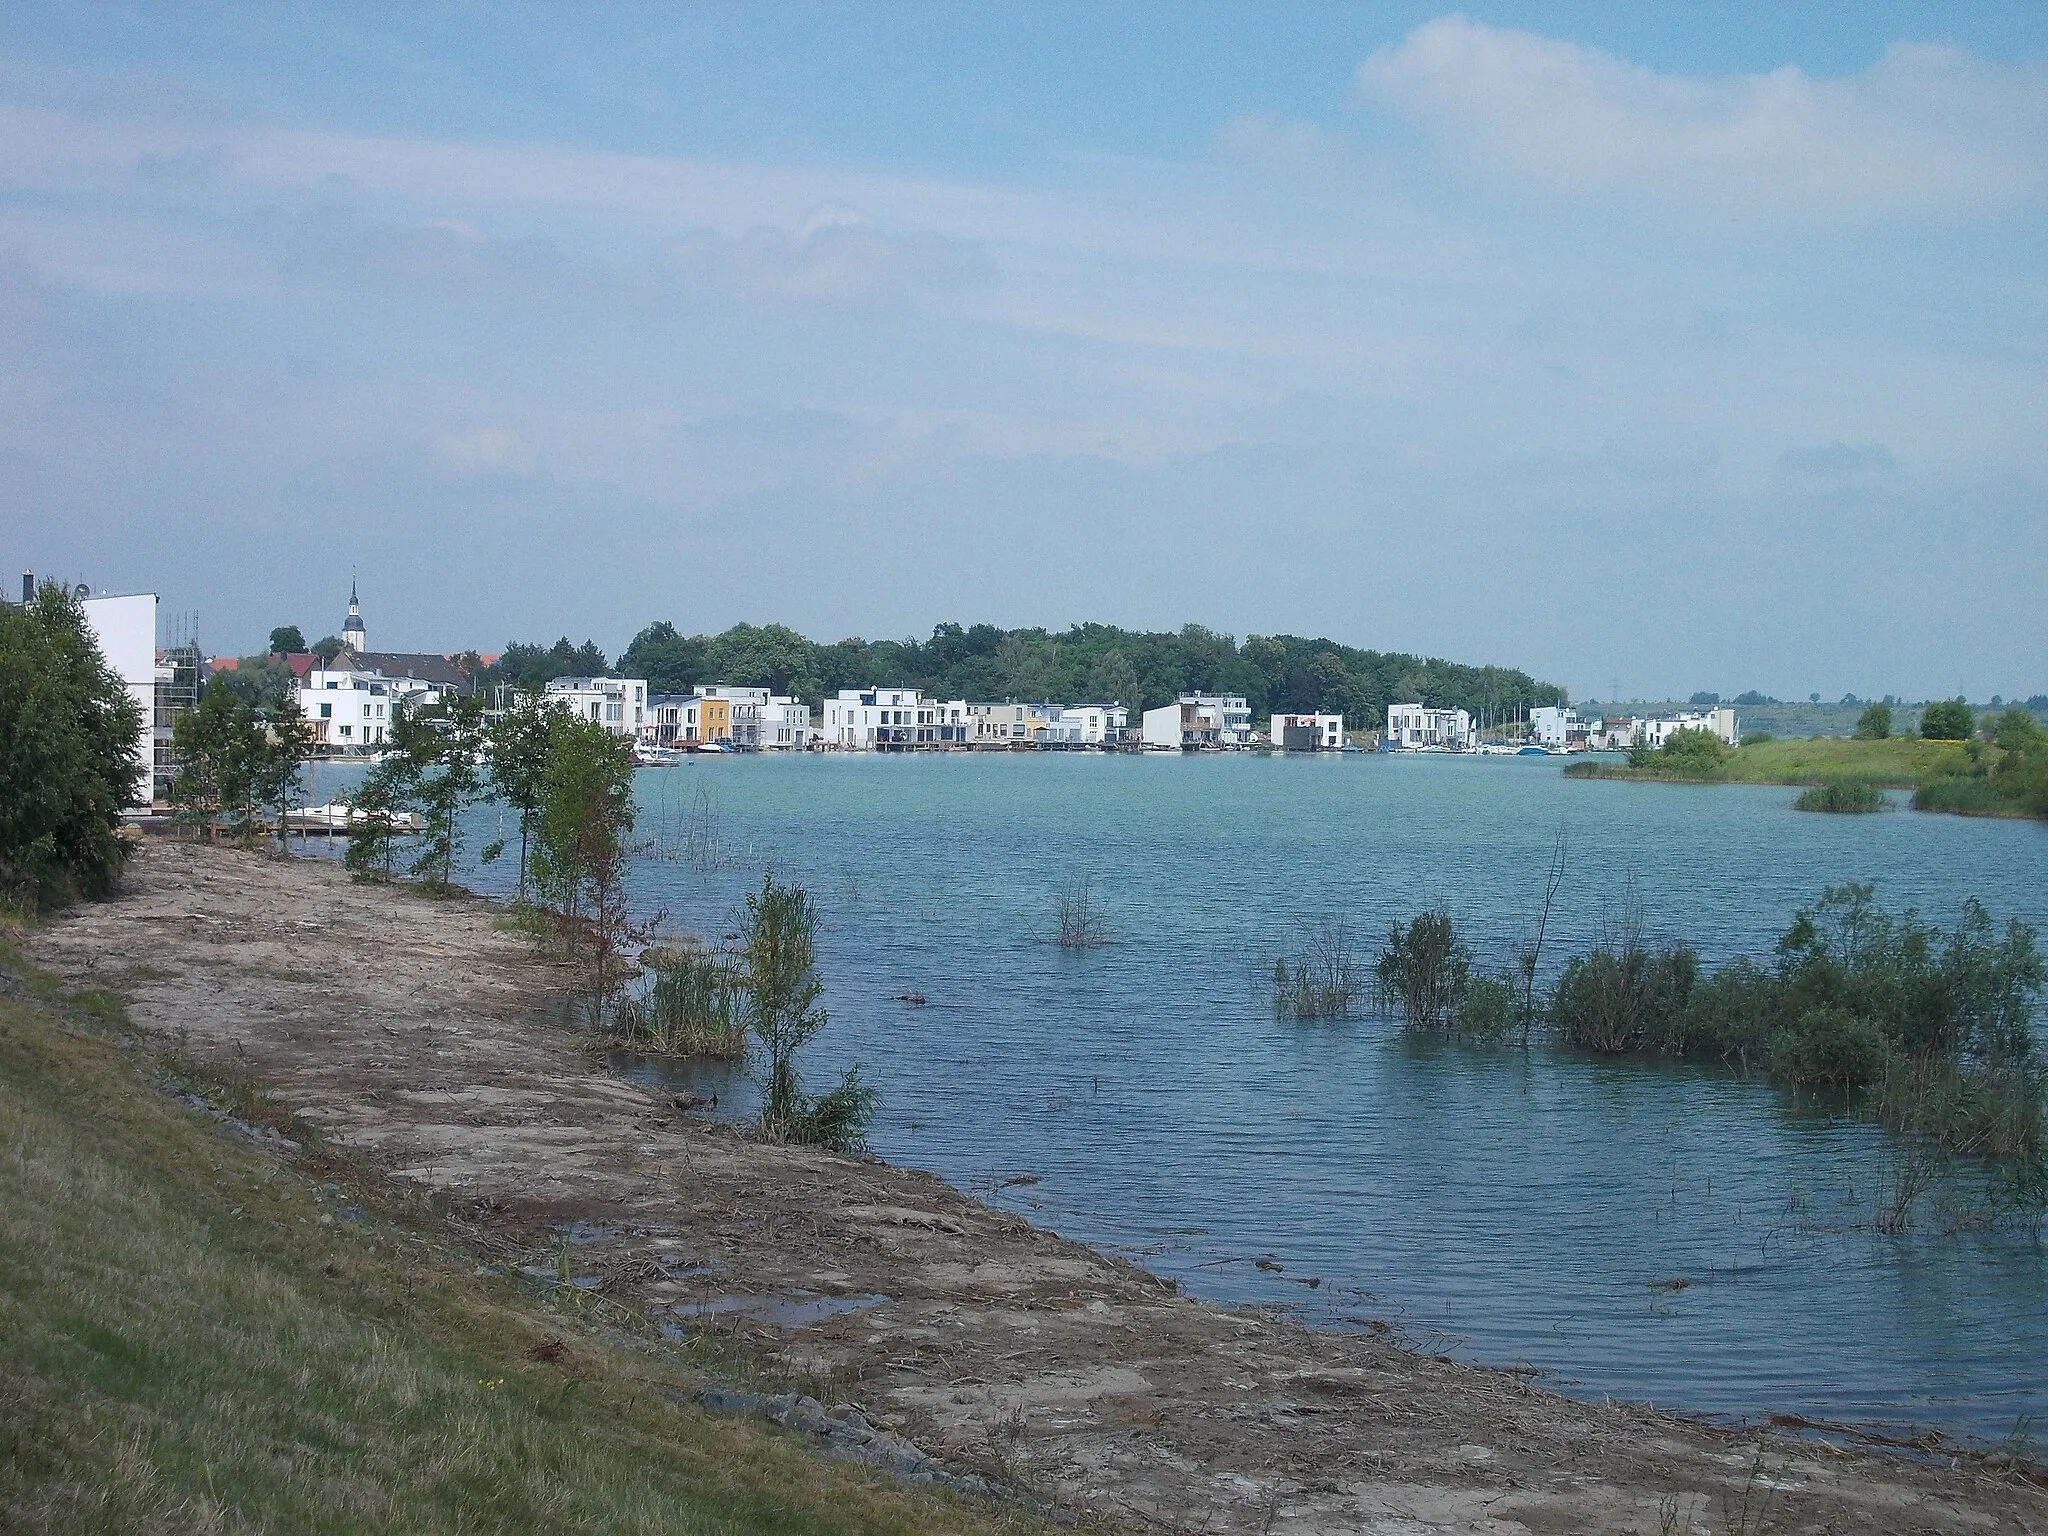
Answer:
1564;736;1972;788
0;940;1043;1536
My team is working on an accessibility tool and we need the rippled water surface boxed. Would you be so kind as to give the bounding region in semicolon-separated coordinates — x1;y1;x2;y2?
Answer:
334;751;2048;1440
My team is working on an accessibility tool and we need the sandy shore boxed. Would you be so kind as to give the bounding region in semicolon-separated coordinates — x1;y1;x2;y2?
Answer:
31;838;2046;1534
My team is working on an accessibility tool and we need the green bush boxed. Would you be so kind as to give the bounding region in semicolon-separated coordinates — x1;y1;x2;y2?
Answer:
1768;1005;1895;1087
1626;727;1730;776
1919;698;1973;740
1374;910;1469;1031
1454;972;1521;1043
1853;703;1892;740
1664;955;1780;1066
1551;943;1697;1053
1794;780;1887;813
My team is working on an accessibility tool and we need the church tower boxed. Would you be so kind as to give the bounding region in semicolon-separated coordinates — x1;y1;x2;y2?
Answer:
342;577;368;655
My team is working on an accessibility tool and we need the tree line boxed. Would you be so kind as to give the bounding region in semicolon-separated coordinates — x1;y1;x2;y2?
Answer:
571;619;1562;727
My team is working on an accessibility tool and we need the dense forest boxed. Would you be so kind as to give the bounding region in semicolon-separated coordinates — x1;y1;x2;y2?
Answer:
485;621;1565;729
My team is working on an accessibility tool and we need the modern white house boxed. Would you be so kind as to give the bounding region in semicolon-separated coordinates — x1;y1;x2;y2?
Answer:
296;666;442;751
1272;711;1344;750
543;676;649;739
1640;707;1739;749
823;687;947;749
1385;703;1475;751
78;589;157;806
1142;693;1251;751
1040;704;1128;745
1530;706;1589;748
1143;698;1219;750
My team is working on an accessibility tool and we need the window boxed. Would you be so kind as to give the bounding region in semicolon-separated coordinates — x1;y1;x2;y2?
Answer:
319;703;332;719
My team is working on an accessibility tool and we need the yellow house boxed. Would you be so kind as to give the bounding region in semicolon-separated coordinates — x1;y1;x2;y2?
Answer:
695;695;731;743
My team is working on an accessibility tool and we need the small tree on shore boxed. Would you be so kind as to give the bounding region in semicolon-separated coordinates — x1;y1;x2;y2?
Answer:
483;689;561;901
1854;702;1893;741
740;873;874;1151
255;694;316;856
408;694;488;891
171;678;264;840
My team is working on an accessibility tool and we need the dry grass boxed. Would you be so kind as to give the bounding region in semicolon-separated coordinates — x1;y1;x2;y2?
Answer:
0;941;1048;1536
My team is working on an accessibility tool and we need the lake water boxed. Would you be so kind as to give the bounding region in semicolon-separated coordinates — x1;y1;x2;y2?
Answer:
316;750;2048;1443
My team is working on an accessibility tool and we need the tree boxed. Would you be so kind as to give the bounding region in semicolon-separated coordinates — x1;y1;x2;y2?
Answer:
254;694;316;857
532;714;637;934
311;635;345;664
1854;702;1893;741
401;694;488;891
1087;650;1143;712
171;678;264;838
482;690;562;899
0;583;145;907
1993;707;2044;754
1919;698;1973;741
269;624;306;655
739;873;874;1151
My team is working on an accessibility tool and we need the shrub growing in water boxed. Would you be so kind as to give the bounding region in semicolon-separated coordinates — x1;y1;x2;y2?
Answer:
1374;910;1469;1031
1794;780;1887;814
1551;942;1698;1054
740;873;876;1152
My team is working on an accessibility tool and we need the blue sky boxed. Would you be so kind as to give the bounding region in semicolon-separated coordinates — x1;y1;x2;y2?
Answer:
3;3;2043;700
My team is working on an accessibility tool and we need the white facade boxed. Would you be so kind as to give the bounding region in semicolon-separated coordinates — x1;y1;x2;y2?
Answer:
1041;704;1127;745
1530;706;1587;748
1272;711;1344;750
1143;698;1223;750
1639;707;1739;749
823;687;949;748
544;676;649;739
700;686;812;749
297;667;429;750
79;592;157;806
1385;703;1475;751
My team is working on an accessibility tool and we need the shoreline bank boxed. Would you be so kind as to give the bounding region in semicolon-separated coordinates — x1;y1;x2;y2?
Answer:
26;838;2046;1533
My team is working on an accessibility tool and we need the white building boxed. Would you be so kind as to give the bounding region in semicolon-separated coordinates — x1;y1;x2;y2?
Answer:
78;590;157;806
1385;703;1475;751
1143;698;1222;750
298;666;437;751
1272;711;1344;750
1530;706;1588;748
1142;693;1251;750
1639;707;1739;749
543;676;649;739
823;687;947;749
701;685;813;749
1040;704;1128;746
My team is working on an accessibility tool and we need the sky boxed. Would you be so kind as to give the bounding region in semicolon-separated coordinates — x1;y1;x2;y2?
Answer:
2;2;2044;702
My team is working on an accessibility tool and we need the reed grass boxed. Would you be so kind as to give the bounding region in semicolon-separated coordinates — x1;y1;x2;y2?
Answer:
613;942;749;1059
1794;779;1888;813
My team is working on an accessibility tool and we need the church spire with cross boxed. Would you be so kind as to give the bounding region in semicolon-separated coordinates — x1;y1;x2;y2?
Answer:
342;575;367;655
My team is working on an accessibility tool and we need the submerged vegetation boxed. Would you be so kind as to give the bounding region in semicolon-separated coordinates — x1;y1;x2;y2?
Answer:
1272;916;1363;1020
1375;885;2048;1211
1054;875;1110;949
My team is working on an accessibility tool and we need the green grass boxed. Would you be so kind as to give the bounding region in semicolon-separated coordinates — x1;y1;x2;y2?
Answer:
0;940;1046;1535
1565;735;1974;789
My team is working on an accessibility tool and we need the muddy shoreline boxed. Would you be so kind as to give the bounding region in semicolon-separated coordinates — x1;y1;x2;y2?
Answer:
31;839;2046;1534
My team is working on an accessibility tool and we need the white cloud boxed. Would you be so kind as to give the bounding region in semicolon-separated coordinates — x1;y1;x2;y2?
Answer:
1357;17;2048;219
439;426;536;477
